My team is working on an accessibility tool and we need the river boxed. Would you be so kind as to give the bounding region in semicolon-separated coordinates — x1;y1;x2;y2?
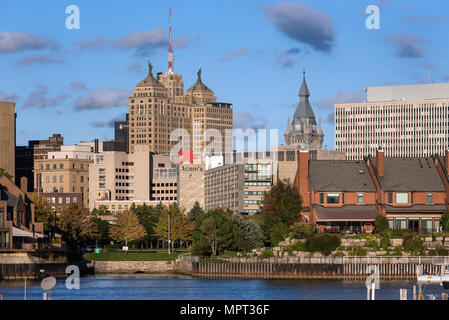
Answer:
0;275;446;300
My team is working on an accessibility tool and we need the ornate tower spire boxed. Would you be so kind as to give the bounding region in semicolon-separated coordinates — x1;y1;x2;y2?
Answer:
167;8;174;74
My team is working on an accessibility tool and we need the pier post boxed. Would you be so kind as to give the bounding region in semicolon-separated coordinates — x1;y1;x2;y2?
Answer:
413;285;416;300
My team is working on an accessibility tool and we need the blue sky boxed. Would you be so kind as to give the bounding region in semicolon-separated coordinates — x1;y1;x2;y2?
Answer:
1;0;449;149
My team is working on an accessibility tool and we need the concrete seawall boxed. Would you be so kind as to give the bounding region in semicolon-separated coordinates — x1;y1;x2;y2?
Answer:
74;260;193;275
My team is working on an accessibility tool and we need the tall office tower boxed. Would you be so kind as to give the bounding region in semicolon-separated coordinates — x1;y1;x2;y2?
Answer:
0;101;16;179
335;82;449;160
128;11;233;155
284;71;324;150
114;113;129;153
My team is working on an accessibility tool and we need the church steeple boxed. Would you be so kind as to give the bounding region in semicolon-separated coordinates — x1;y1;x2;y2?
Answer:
299;70;310;97
284;69;324;150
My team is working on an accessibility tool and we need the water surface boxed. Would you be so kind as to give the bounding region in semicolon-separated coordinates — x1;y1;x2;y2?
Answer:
0;275;446;300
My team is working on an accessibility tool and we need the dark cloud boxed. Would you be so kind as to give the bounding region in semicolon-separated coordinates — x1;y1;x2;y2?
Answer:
74;88;128;111
0;31;58;53
15;54;64;66
234;112;267;131
286;47;301;55
22;84;70;109
386;32;427;58
73;36;110;51
219;48;247;62
124;62;142;73
0;91;19;102
69;81;87;91
89;113;126;128
315;91;366;109
276;53;296;69
263;2;336;53
114;28;168;56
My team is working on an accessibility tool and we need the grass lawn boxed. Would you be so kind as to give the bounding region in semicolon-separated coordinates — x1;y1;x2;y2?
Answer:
82;252;182;261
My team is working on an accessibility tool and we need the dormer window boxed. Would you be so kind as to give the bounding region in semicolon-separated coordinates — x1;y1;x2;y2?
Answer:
427;192;433;204
396;192;408;204
327;192;340;204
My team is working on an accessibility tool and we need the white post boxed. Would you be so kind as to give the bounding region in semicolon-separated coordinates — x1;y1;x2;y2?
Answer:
24;277;26;300
371;281;375;300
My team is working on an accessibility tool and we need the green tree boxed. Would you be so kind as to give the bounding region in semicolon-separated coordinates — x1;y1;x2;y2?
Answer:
132;204;158;249
91;205;111;216
90;217;110;244
441;211;449;232
154;203;193;249
188;201;205;222
290;221;316;239
232;214;264;249
58;204;99;248
192;208;235;256
0;168;13;180
375;215;389;234
29;194;53;232
109;210;147;246
259;179;302;245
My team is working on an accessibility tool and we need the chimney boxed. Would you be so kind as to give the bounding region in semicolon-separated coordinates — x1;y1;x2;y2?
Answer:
445;149;449;173
20;176;28;194
376;147;384;177
295;150;310;207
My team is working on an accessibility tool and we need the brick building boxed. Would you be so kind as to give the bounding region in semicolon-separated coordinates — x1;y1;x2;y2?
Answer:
0;176;44;251
295;147;449;233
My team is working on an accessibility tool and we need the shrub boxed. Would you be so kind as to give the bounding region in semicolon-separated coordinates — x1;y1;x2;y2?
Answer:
348;246;367;256
305;234;341;256
334;251;344;257
441;211;449;232
392;246;403;256
380;233;391;250
402;234;424;255
262;249;274;258
285;241;305;254
365;235;378;247
374;215;389;234
290;221;316;239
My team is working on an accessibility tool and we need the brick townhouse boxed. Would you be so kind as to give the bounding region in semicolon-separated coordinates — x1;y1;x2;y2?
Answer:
294;147;449;234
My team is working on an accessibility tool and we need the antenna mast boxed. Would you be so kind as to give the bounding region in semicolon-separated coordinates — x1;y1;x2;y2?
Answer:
167;8;174;74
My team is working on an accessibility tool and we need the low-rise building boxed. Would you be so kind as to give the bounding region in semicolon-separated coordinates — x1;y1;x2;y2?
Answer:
294;148;449;233
0;176;44;251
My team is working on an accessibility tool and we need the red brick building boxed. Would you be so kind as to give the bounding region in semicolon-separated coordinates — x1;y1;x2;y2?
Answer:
294;148;449;234
0;176;44;251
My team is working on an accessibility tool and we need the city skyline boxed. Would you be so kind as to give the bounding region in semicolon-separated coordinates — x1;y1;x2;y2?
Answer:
1;0;449;149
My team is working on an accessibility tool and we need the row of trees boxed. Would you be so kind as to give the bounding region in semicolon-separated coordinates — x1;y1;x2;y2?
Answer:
32;177;449;256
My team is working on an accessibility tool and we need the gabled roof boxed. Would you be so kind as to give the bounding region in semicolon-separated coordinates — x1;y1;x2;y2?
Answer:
309;160;376;192
373;157;445;191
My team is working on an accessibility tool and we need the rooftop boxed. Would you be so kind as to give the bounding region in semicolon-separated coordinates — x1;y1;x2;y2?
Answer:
309;160;376;192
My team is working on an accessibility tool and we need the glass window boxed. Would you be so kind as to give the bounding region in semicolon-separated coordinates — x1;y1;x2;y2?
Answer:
327;193;340;204
319;193;324;204
426;193;433;204
422;219;432;233
66;197;70;203
357;193;363;205
388;192;393;203
435;219;440;232
395;219;406;230
396;192;408;204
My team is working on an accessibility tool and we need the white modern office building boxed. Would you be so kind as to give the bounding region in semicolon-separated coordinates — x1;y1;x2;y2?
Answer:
335;82;449;159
